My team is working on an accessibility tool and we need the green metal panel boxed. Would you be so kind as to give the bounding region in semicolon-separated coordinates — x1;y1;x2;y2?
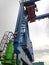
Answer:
0;41;23;65
20;60;23;65
3;41;14;64
13;54;18;65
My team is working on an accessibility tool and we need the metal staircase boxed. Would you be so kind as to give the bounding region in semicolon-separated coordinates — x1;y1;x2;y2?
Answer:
0;31;13;57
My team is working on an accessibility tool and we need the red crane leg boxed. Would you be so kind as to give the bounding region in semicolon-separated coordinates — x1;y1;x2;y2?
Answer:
26;5;35;23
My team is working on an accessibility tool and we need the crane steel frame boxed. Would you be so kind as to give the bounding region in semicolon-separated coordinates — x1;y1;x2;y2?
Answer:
0;0;49;65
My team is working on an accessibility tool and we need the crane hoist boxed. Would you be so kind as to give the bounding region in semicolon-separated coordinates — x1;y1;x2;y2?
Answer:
0;0;49;65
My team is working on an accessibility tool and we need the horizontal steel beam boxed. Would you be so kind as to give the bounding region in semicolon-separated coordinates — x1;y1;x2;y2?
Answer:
21;0;40;6
35;13;49;20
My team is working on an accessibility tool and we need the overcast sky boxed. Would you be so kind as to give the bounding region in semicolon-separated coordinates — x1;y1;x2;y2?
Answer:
0;0;49;65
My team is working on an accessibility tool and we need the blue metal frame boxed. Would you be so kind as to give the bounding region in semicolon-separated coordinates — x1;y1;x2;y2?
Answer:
22;0;40;6
14;3;34;64
14;0;49;65
35;13;49;20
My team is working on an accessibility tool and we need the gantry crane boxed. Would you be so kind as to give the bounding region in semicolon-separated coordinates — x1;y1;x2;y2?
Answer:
0;0;49;65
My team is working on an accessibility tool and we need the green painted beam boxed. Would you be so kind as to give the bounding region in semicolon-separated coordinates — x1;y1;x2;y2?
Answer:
3;41;14;64
0;41;23;65
20;60;23;65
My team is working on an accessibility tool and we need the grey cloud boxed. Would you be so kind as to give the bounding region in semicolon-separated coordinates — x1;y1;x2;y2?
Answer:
34;45;49;60
0;0;19;41
44;2;49;37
